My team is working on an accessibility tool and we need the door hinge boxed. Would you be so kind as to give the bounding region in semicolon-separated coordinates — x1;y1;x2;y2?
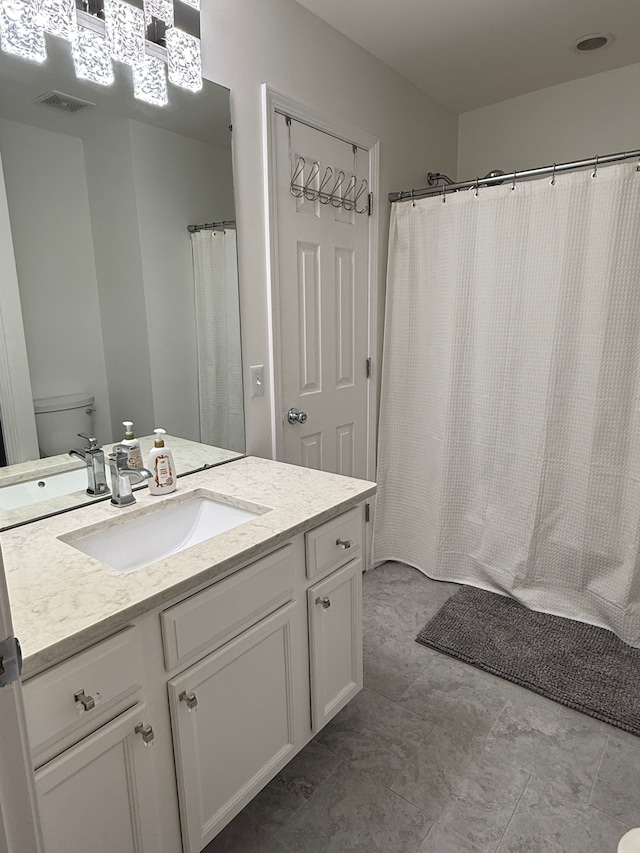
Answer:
368;192;374;216
366;357;372;379
365;502;371;523
0;635;23;687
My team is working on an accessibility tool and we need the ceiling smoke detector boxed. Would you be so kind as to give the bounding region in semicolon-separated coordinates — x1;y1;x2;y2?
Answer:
573;33;615;52
33;91;96;113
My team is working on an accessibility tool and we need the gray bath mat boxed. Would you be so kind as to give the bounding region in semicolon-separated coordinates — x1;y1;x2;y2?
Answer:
416;586;640;737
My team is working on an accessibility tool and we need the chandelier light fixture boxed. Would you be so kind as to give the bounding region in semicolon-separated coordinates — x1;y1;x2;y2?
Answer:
0;0;202;107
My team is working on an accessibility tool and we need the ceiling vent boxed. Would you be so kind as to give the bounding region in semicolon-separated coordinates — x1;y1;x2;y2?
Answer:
573;33;615;53
33;91;96;113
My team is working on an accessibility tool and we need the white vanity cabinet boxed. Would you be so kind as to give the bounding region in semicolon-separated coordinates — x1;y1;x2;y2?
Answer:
23;627;161;853
166;508;364;853
169;603;302;851
305;507;364;730
164;542;307;853
20;497;368;853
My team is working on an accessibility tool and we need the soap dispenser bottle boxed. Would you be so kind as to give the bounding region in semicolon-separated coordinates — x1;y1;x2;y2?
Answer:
121;420;143;469
148;428;177;495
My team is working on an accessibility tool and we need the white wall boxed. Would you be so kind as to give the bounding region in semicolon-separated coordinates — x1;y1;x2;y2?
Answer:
83;119;155;442
0;118;112;447
129;120;234;441
200;0;459;458
458;63;640;182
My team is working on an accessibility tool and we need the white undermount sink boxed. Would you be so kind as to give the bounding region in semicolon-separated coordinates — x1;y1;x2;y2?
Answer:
0;467;88;510
61;491;269;574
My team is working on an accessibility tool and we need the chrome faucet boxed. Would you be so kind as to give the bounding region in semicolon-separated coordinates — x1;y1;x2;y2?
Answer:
69;433;109;496
108;444;152;507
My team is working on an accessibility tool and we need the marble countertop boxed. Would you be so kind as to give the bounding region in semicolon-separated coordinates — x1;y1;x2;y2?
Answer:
2;457;376;678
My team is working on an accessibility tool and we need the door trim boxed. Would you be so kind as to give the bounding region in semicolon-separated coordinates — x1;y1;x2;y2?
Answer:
261;85;379;486
0;546;45;853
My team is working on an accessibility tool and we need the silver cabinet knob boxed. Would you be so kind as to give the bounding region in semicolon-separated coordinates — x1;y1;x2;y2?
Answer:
336;538;352;550
287;408;308;425
74;689;95;711
135;723;155;746
315;596;331;609
179;690;198;711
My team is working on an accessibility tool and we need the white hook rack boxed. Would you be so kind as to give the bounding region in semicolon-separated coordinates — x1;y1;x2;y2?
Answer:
290;156;369;214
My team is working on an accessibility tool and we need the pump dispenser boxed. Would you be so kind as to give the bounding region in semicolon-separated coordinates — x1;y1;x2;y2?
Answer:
148;428;177;495
121;420;143;469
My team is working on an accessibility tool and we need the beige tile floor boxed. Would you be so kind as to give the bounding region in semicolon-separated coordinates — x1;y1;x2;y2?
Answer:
205;563;639;853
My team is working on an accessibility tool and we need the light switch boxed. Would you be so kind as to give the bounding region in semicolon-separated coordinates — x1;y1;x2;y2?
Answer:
250;364;265;398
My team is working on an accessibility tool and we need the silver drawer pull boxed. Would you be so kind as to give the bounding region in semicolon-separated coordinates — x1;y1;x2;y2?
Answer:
179;690;198;711
135;723;155;746
74;689;96;712
336;538;352;550
316;596;331;610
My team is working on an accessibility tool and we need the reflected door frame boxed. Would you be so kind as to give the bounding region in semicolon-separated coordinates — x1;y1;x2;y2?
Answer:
262;85;378;566
0;148;39;465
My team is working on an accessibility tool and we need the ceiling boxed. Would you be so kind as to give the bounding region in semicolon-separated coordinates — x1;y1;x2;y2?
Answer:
294;0;640;113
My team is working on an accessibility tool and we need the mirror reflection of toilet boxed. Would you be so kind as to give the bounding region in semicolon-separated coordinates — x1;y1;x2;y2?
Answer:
33;393;95;457
619;829;640;853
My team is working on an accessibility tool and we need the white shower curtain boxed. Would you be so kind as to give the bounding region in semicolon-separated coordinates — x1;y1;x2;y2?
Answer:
373;161;640;646
191;228;244;453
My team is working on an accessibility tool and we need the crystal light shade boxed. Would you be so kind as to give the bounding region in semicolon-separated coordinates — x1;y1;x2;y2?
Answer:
41;0;76;41
143;0;173;28
104;0;145;66
133;53;167;106
1;0;202;106
166;26;201;92
0;0;47;62
72;25;114;85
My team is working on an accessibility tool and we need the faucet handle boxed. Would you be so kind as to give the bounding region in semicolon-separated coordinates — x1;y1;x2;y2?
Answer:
78;432;100;450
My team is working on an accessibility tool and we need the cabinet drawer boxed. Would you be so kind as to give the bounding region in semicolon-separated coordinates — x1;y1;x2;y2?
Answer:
161;542;297;671
305;507;362;580
24;627;142;761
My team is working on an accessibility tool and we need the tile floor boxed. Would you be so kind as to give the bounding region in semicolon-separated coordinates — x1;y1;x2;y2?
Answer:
204;562;639;853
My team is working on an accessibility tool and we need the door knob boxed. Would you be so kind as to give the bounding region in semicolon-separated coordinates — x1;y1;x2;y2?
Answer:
287;408;308;425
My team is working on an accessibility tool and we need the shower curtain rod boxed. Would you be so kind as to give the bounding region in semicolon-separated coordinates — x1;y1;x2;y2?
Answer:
187;219;236;233
388;148;640;203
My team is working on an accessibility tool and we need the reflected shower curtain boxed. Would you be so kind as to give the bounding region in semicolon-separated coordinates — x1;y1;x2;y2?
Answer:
373;162;640;646
191;228;244;452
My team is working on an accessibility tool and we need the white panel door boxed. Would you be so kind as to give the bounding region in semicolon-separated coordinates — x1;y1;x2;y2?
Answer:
275;116;371;478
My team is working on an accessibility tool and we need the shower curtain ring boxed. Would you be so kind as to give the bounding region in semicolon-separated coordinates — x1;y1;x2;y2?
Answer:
411;189;416;207
475;177;479;197
511;171;517;191
550;163;557;186
592;155;599;178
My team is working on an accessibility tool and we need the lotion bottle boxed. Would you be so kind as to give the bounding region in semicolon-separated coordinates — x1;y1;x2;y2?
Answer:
148;428;177;495
121;420;143;469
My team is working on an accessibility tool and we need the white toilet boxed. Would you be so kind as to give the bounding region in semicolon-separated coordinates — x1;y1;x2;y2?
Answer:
33;393;95;457
619;829;640;852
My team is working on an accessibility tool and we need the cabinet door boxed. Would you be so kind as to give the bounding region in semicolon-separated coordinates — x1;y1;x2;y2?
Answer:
35;704;159;853
308;557;363;731
169;603;300;853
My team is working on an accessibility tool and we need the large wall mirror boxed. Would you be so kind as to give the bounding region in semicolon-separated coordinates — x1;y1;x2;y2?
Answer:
0;34;245;529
